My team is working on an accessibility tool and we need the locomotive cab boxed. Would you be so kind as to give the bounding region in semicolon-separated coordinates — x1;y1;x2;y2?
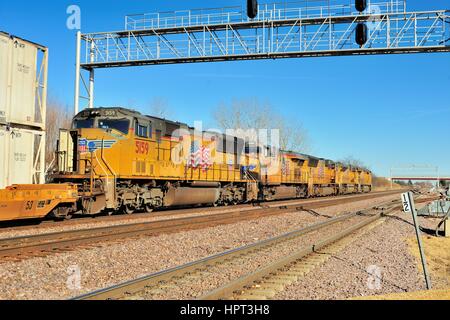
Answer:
56;108;133;175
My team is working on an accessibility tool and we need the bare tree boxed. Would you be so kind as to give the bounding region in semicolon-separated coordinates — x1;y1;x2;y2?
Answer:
45;98;72;168
147;97;172;119
338;156;370;171
212;98;309;153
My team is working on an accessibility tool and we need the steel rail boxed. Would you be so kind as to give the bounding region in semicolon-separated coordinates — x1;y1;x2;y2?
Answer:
74;209;369;300
1;191;433;263
75;195;430;301
0;191;404;261
0;189;402;231
199;205;400;300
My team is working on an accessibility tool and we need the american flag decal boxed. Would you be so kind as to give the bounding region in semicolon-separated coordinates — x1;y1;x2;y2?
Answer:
318;166;325;179
189;143;212;172
79;139;87;153
281;158;290;175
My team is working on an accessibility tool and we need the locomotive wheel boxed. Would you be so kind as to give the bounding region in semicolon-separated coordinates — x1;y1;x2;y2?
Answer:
52;206;74;221
124;205;135;215
145;205;154;214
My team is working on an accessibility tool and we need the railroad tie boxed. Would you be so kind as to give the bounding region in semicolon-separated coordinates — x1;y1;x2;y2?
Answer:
244;289;278;298
236;294;268;300
143;288;167;296
152;283;178;290
255;282;284;291
237;217;388;300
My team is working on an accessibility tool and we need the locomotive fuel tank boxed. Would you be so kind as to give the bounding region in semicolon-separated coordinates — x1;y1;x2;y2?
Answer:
264;186;298;201
164;187;220;207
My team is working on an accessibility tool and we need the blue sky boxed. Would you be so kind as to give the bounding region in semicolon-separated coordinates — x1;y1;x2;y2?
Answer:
1;0;449;177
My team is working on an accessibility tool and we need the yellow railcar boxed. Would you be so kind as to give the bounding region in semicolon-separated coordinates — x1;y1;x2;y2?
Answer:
53;108;261;215
36;107;372;219
0;107;373;221
260;151;310;201
0;184;78;222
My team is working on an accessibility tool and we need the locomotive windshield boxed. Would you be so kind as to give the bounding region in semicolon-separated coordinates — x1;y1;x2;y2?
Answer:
73;119;95;129
98;119;130;134
73;117;130;135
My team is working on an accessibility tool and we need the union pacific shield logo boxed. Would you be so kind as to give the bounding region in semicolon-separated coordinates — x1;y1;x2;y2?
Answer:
79;139;117;153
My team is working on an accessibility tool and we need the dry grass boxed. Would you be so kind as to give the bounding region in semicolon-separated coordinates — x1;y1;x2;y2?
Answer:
373;176;402;191
351;223;450;301
352;289;450;300
407;235;450;285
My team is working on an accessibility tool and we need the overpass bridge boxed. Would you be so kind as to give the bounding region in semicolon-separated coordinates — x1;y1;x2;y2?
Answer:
391;177;450;181
74;0;450;112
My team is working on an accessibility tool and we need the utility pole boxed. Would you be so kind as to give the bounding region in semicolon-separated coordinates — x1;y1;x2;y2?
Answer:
74;31;81;115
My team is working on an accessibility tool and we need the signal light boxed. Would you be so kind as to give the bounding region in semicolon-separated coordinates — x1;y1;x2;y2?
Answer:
355;23;368;47
355;0;367;12
247;0;258;19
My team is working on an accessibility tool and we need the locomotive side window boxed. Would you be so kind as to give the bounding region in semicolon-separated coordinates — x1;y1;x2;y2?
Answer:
73;119;94;129
135;122;149;138
98;119;130;134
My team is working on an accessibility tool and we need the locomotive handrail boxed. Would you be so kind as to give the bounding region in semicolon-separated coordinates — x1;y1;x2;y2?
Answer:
100;139;118;207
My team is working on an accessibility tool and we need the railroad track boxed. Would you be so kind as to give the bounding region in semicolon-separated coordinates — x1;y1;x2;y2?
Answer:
200;212;389;300
75;198;403;300
0;191;407;262
0;190;403;232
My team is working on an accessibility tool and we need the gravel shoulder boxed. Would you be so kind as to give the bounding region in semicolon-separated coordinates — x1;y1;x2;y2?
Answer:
274;204;450;300
0;195;398;300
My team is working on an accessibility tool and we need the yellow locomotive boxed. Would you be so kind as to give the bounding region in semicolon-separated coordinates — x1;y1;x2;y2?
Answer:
0;107;372;221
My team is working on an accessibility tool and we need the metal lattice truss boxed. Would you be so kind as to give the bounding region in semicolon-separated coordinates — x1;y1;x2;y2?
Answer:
79;5;450;69
390;165;449;182
74;1;450;112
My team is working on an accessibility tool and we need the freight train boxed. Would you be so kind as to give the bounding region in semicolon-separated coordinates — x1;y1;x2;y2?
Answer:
0;107;372;221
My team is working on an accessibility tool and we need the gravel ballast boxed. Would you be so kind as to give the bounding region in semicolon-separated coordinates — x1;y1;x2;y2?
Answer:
274;208;449;300
0;195;400;300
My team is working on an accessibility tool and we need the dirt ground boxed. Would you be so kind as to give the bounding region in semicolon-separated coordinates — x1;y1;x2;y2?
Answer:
354;226;450;300
407;235;450;286
353;289;450;300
